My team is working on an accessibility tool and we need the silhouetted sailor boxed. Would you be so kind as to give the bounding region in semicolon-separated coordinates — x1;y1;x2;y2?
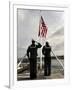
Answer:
42;42;51;76
27;39;42;79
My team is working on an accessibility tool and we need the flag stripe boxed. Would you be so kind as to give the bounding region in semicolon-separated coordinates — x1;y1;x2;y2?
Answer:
38;16;48;38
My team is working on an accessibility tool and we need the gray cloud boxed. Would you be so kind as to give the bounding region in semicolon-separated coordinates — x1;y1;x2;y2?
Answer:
17;9;64;58
49;26;64;38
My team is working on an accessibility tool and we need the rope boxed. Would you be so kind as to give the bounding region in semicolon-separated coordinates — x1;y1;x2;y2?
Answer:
51;50;64;70
17;54;27;68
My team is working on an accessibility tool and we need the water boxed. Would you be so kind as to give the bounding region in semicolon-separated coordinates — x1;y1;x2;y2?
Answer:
17;58;64;80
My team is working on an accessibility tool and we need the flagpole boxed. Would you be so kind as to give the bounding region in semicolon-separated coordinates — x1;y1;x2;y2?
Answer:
37;36;42;70
40;37;46;70
39;10;42;70
38;11;48;70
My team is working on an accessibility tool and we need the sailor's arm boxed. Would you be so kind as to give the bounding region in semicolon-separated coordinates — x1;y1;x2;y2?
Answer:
42;46;45;55
49;46;51;51
27;46;30;58
35;41;42;48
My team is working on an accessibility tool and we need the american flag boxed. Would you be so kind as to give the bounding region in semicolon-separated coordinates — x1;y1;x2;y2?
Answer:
38;16;48;38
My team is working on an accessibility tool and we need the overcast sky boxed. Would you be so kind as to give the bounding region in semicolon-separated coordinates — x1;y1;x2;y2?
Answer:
17;9;64;58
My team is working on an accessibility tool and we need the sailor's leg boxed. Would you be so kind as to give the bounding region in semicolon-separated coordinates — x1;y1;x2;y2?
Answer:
48;57;51;76
44;57;47;76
